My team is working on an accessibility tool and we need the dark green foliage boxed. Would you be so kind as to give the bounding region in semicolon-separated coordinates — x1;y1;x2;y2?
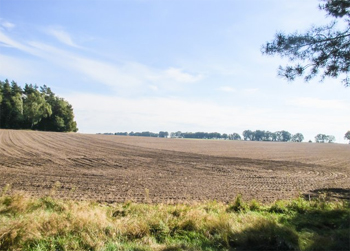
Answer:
315;133;336;143
291;133;305;142
345;131;350;143
129;131;159;137
115;132;128;136
262;0;350;86
112;130;305;142
242;129;295;142
230;132;241;140
227;194;248;212
113;131;242;140
159;131;169;138
0;79;78;132
0;80;23;129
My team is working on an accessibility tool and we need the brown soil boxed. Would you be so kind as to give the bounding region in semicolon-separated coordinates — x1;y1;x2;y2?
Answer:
0;129;349;203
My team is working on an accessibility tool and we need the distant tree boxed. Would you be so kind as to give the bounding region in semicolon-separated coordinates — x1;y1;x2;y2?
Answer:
0;80;14;128
345;130;350;143
159;131;169;138
291;133;304;142
130;131;158;137
263;131;272;141
255;130;268;141
327;135;336;143
276;130;292;142
315;133;328;143
9;81;24;128
115;132;128;136
230;133;242;140
0;79;77;132
35;85;78;132
262;0;350;87
243;130;254;141
23;88;52;129
222;133;228;139
315;134;336;143
208;132;221;139
171;131;183;138
270;132;278;141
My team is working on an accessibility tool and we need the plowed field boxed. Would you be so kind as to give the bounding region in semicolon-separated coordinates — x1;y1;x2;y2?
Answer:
1;129;349;203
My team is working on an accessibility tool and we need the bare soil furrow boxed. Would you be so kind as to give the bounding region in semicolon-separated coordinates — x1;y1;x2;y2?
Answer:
0;129;349;203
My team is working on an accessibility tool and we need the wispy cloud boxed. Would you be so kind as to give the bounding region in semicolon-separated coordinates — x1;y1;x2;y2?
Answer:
66;92;350;143
0;30;34;53
0;20;15;30
289;97;349;110
0;30;204;93
0;54;35;80
45;27;80;48
163;68;203;83
218;86;236;93
243;88;259;93
66;93;264;133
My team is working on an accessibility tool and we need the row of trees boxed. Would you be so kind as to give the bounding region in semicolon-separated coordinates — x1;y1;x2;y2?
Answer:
315;134;336;143
111;130;306;142
111;131;240;140
242;130;304;142
113;131;169;137
170;131;237;140
111;130;348;143
0;79;78;132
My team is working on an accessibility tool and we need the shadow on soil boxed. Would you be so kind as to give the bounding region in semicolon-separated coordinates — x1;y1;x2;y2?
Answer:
304;188;350;201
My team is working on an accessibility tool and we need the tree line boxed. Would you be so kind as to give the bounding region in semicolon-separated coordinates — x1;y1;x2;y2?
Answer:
242;130;304;142
0;79;78;132
107;130;304;142
108;130;348;143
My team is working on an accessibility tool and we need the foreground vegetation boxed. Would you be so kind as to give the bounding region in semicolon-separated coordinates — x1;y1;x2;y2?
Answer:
0;190;349;251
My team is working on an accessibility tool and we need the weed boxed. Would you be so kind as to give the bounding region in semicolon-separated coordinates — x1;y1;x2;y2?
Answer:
1;184;11;197
144;188;150;203
227;194;248;212
269;200;288;214
249;199;261;211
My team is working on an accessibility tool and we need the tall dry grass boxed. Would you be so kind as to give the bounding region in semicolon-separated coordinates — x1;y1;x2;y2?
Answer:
0;190;349;251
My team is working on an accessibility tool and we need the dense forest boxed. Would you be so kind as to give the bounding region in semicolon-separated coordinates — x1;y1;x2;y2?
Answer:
0;79;78;132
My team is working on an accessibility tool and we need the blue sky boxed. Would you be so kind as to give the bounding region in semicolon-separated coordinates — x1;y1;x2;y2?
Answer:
0;0;349;143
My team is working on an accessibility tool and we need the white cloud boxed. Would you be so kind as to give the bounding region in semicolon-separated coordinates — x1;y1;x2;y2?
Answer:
63;92;350;143
1;21;15;30
0;30;35;53
163;68;203;83
45;27;79;47
218;86;236;92
0;54;34;80
66;93;258;133
148;85;159;91
289;97;349;110
0;31;203;92
243;88;259;93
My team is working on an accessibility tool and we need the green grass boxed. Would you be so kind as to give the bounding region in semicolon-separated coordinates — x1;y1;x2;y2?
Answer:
0;192;349;251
